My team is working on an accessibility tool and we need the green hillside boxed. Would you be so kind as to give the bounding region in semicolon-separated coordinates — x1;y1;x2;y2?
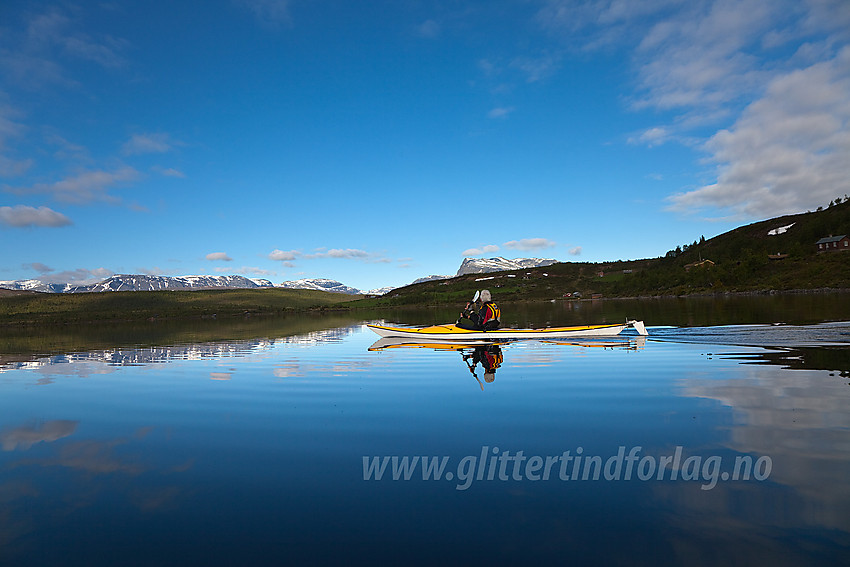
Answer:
350;199;850;307
0;287;359;326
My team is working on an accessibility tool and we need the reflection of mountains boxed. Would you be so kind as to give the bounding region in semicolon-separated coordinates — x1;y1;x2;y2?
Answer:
0;312;366;365
1;325;359;373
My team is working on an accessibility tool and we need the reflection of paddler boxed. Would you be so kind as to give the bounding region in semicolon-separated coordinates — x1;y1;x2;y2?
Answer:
463;344;503;389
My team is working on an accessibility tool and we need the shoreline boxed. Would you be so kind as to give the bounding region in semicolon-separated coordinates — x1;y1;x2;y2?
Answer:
2;287;850;328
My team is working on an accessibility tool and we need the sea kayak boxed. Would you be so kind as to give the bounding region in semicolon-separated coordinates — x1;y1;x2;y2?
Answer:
367;320;647;341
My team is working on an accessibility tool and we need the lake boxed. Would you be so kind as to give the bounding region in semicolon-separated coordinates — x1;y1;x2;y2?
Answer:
2;294;850;566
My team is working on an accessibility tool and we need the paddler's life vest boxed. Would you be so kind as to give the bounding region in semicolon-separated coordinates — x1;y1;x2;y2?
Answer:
480;302;501;331
483;346;503;370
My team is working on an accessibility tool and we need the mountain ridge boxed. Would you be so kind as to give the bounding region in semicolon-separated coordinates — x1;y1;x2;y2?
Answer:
0;257;556;296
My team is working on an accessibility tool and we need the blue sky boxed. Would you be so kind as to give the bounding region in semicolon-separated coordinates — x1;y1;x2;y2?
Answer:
1;0;849;291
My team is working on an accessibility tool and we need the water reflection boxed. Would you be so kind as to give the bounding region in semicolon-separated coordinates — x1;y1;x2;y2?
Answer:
0;325;361;378
0;312;366;365
652;321;850;377
369;335;646;389
681;361;850;534
1;420;78;451
1;318;850;565
0;418;192;563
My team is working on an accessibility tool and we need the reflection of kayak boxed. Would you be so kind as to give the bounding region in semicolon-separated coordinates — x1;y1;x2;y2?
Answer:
367;320;647;340
368;338;477;351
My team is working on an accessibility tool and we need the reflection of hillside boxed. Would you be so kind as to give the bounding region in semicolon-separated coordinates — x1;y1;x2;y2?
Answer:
734;346;850;377
681;364;850;533
1;325;360;374
0;312;365;364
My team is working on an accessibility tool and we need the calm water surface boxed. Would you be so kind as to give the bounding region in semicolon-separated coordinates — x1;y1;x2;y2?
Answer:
2;299;850;566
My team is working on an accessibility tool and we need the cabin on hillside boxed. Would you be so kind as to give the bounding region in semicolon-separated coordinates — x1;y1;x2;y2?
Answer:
815;235;849;252
684;259;715;272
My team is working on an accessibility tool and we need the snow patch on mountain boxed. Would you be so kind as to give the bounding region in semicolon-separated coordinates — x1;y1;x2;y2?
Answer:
456;257;557;276
0;279;71;293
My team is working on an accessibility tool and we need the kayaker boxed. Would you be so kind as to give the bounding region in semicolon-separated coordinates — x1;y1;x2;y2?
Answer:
457;289;501;331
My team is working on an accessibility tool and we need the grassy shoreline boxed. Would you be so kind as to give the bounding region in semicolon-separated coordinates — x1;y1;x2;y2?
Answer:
3;285;850;328
0;288;359;327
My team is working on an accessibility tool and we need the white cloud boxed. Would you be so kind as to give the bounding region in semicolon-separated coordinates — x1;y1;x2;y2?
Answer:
631;0;775;114
38;267;113;285
628;126;671;147
540;0;850;218
0;7;127;88
668;46;850;218
3;167;139;204
214;266;276;276
205;252;233;262
152;166;186;178
122;133;176;155
270;247;387;263
0;205;72;227
504;238;556;251
239;266;276;276
462;244;500;256
569;246;582;255
0;156;34;177
25;262;54;273
0;100;33;176
269;249;297;262
488;107;515;119
46;133;90;163
319;248;370;259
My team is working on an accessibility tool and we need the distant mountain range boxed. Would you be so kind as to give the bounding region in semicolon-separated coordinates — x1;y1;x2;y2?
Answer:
0;275;273;294
0;257;558;296
276;278;363;295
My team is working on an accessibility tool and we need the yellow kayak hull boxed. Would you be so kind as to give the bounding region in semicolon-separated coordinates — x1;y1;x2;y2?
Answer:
367;321;647;340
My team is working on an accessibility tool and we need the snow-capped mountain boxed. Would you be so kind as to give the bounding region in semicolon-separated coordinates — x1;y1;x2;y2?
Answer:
0;275;273;294
456;257;557;276
0;279;72;293
364;286;396;296
412;275;452;285
276;278;362;295
78;275;274;293
1;257;561;297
